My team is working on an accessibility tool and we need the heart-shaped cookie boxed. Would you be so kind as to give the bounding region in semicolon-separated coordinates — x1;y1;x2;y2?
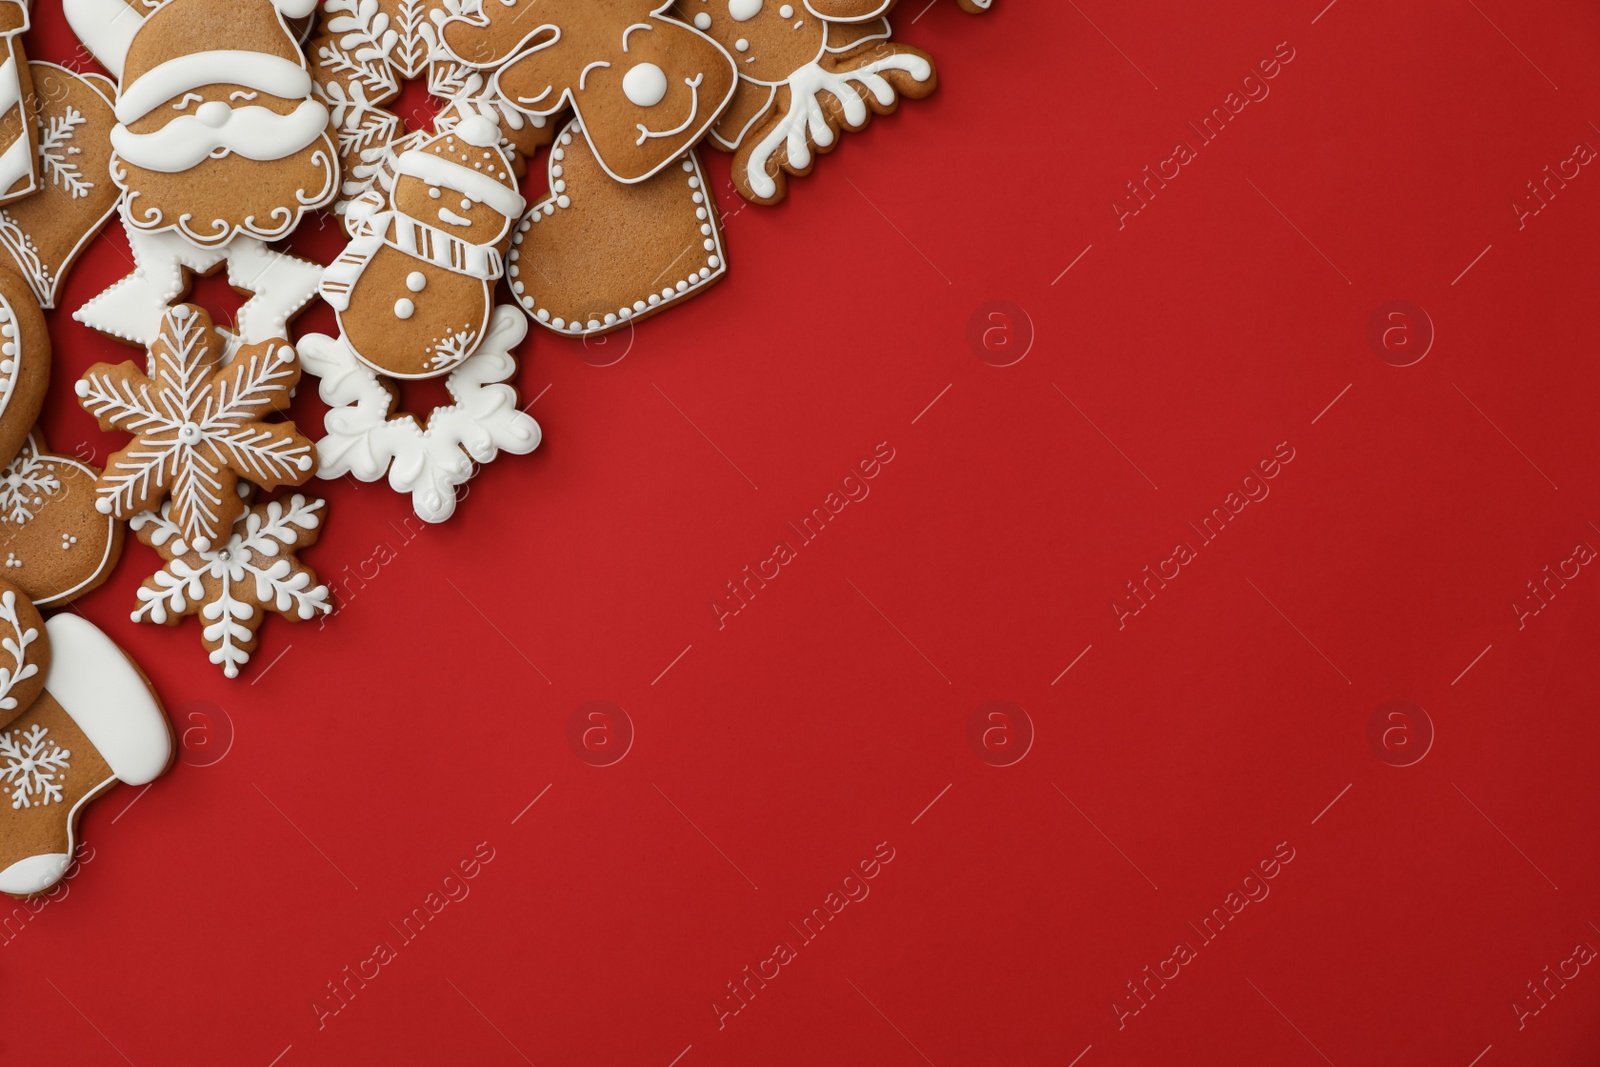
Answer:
505;119;727;338
0;432;124;608
0;63;120;308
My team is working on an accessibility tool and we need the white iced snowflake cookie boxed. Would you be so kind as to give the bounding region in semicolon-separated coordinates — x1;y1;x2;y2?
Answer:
0;613;172;899
298;305;541;523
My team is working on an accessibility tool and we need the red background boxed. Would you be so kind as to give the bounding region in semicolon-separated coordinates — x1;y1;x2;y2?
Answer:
6;0;1600;1064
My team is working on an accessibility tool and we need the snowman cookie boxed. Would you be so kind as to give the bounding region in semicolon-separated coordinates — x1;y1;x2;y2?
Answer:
0;612;172;899
65;0;338;247
319;117;525;380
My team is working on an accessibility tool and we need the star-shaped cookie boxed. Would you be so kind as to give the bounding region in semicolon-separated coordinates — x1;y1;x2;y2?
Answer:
74;304;316;552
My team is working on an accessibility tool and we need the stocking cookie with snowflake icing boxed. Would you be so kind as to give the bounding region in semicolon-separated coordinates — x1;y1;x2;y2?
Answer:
0;613;172;898
65;0;338;247
0;64;121;308
320;117;525;379
0;432;126;609
436;0;738;184
74;303;316;554
131;491;331;678
674;0;936;204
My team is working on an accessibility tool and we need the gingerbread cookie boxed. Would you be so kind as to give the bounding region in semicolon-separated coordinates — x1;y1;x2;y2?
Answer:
320;118;525;379
74;303;316;554
437;0;738;183
0;579;46;728
298;305;540;522
0;613;171;899
507;119;726;337
957;0;993;10
0;266;51;474
674;0;936;204
131;491;332;678
310;0;552;219
0;64;121;309
65;0;338;247
0;3;40;208
0;433;126;609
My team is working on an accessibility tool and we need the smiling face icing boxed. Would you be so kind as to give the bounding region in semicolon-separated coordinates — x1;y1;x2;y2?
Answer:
440;0;738;183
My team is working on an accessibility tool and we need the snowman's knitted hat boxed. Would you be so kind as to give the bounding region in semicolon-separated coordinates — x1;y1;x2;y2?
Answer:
392;117;526;220
114;0;315;124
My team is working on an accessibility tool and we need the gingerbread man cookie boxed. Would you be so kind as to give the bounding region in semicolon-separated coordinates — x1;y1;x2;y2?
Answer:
320;117;525;379
0;433;126;609
74;303;316;554
65;0;338;247
437;0;738;183
0;613;171;899
675;0;936;204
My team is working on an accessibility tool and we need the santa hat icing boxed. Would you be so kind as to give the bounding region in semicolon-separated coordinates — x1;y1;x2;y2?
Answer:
113;0;315;124
67;0;315;85
392;117;526;220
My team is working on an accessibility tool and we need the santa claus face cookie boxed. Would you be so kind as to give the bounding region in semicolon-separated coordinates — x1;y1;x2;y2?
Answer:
438;0;738;183
320;119;525;380
66;0;337;247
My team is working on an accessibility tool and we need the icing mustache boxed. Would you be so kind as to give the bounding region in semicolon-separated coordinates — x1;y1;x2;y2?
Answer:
110;100;330;173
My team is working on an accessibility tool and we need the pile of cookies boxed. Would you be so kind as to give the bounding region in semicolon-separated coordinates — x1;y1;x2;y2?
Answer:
0;0;990;897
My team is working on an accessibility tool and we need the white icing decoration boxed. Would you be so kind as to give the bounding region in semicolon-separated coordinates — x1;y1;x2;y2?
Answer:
39;105;91;200
394;298;415;319
622;62;669;107
406;271;427;292
111;99;331;172
297;306;540;524
74;207;323;363
0;724;68;809
114;52;315;124
635;73;704;146
41;613;170;785
0;438;61;524
0;588;38;713
694;12;712;29
64;0;141;79
730;0;764;20
393;148;525;219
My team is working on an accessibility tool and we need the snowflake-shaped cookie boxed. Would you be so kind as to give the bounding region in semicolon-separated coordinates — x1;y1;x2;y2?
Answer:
74;304;317;553
298;305;541;523
0;723;68;809
130;493;333;679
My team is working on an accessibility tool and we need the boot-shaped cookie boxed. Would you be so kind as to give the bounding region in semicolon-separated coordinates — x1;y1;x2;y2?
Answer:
0;613;171;897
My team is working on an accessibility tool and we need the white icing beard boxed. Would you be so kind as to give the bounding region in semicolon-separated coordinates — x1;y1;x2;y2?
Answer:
111;98;330;173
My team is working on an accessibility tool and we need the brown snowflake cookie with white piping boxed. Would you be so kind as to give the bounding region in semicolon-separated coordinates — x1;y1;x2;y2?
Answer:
0;265;50;475
64;0;338;247
0;64;121;309
0;432;126;609
673;0;936;204
319;117;525;379
130;490;331;679
73;303;316;554
0;613;171;899
436;0;738;184
507;118;726;337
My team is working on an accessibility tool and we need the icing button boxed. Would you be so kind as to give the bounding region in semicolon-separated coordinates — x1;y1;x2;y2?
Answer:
176;422;204;446
394;299;415;320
